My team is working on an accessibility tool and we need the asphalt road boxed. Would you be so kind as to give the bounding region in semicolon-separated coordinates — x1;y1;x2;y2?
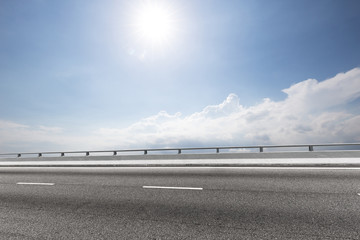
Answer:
0;167;360;239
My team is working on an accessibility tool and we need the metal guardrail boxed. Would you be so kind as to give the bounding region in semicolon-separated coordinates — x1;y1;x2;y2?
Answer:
0;143;360;159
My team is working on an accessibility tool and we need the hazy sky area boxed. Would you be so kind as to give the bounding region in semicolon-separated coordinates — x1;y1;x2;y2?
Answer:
1;0;360;152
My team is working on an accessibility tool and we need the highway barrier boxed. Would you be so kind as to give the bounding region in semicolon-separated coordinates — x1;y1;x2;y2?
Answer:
1;143;360;160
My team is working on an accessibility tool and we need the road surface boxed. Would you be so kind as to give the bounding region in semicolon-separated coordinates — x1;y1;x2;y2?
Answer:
0;167;360;239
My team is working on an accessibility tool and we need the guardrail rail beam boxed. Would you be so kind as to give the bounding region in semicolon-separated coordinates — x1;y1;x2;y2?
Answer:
1;143;359;159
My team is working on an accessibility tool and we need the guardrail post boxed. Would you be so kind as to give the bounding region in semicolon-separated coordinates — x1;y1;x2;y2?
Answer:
178;149;181;154
216;148;219;153
113;151;117;156
17;154;21;158
144;150;148;155
309;146;314;152
38;153;42;157
86;152;90;156
259;147;263;152
61;153;65;157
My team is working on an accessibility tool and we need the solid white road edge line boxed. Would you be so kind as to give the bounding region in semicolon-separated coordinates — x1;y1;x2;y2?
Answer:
16;182;55;186
143;186;203;190
204;167;360;170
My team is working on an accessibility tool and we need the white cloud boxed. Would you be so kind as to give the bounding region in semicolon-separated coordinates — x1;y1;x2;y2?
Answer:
1;68;360;152
38;126;63;134
95;67;360;148
282;68;360;113
0;122;85;152
0;120;28;130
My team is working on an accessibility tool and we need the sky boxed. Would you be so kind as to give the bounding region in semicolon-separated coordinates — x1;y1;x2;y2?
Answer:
0;0;360;152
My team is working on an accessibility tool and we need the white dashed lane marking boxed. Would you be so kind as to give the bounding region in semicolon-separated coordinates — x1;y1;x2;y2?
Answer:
143;186;203;190
16;182;55;186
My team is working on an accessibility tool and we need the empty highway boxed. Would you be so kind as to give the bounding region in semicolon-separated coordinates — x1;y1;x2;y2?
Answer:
1;167;360;239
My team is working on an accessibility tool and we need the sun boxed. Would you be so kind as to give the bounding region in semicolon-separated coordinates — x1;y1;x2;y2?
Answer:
132;2;176;46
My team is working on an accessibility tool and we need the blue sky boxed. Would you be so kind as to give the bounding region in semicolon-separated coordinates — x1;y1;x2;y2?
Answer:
1;0;360;152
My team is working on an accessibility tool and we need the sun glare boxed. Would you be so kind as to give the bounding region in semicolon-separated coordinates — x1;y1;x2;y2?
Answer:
133;2;176;46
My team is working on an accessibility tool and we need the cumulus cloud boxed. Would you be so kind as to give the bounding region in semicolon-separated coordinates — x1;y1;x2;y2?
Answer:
1;68;360;152
95;68;360;148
